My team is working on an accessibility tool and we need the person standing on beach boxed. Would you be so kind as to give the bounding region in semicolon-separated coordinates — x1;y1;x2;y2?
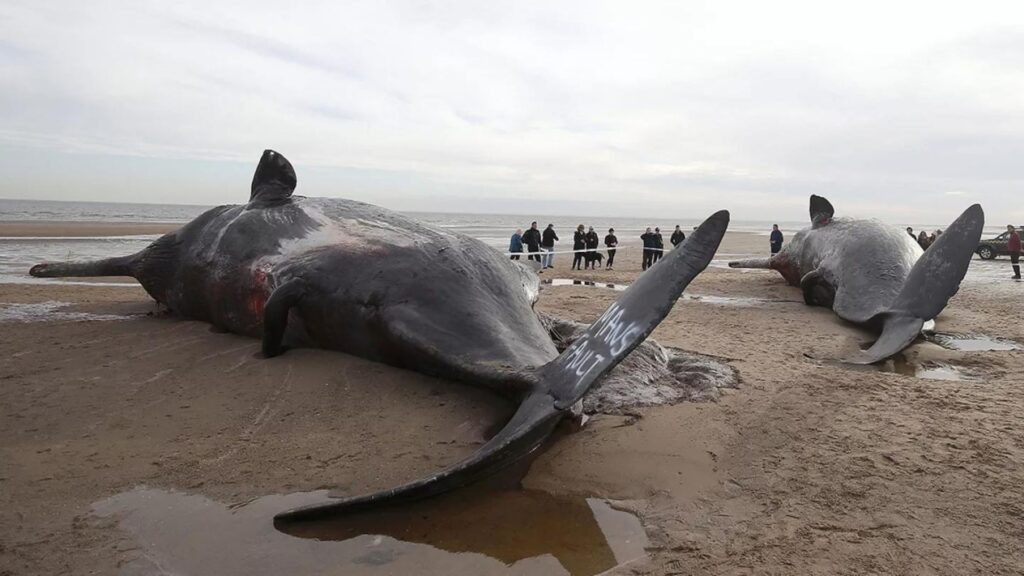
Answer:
1008;225;1021;280
584;226;600;270
572;224;586;271
509;229;523;260
604;228;618;270
641;227;655;270
917;230;931;250
671;225;686;248
651;227;665;265
522;222;542;262
541;224;559;269
770;224;784;255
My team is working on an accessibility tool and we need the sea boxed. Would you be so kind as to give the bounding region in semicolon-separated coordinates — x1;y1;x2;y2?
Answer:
0;198;1011;286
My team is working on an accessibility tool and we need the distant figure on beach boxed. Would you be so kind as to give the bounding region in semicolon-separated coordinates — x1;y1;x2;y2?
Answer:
641;227;656;270
652;227;665;265
917;230;931;250
541;224;558;269
584;226;600;270
509;229;523;260
572;224;586;271
671;225;686;247
906;227;916;241
522;222;542;262
604;228;618;270
1009;225;1021;280
770;224;784;254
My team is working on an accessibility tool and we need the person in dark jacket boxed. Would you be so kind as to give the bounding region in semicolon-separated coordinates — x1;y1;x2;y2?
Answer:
770;224;784;254
1008;224;1021;280
541;224;559;269
584;226;600;269
651;227;665;265
604;228;618;270
522;221;542;262
670;225;686;247
640;227;656;270
917;230;931;250
572;224;586;270
509;229;523;260
906;227;916;241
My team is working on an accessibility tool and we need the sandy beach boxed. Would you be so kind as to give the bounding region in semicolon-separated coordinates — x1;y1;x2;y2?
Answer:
1;221;1022;575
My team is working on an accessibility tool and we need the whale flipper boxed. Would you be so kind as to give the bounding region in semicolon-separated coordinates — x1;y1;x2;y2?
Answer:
262;279;307;358
846;204;984;364
273;210;731;522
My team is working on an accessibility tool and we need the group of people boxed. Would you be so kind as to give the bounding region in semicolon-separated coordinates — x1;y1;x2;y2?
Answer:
906;227;944;250
508;222;689;271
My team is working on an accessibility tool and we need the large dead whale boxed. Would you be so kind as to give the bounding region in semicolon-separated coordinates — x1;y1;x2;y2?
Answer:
729;195;983;363
31;150;730;521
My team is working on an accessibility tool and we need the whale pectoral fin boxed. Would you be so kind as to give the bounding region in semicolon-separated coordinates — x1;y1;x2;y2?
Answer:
273;210;731;523
262;279;306;358
810;194;835;228
845;314;924;365
249;150;297;206
799;269;834;307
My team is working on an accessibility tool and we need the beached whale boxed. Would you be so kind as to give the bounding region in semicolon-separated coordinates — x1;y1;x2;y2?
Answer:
31;150;730;521
729;195;983;363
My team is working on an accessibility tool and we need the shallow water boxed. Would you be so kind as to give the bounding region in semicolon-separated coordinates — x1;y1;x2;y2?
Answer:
0;301;133;323
927;333;1021;352
541;278;796;308
93;484;647;576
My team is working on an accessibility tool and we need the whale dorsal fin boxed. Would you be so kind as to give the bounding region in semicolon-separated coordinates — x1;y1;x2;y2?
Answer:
250;149;297;206
810;195;834;228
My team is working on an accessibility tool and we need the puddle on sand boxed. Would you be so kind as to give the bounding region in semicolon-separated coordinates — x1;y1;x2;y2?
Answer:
877;356;976;381
926;333;1021;352
542;278;630;292
93;484;647;576
542;278;794;307
816;354;976;382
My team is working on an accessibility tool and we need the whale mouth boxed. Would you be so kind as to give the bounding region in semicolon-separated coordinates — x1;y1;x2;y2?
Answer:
94;484;649;576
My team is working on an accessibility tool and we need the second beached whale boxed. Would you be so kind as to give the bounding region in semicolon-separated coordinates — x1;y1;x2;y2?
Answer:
729;195;983;363
31;150;730;521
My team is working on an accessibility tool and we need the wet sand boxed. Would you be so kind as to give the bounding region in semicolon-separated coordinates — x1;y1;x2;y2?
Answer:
1;223;1023;575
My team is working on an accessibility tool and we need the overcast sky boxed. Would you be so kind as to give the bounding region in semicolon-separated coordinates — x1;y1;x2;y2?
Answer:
0;0;1021;223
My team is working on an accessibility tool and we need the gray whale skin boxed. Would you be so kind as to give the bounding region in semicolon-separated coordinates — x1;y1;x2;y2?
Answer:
729;195;984;363
30;150;731;521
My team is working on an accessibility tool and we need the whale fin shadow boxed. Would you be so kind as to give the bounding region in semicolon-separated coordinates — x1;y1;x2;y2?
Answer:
273;210;731;522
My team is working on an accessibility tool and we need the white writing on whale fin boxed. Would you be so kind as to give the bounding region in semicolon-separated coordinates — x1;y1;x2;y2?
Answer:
562;303;643;395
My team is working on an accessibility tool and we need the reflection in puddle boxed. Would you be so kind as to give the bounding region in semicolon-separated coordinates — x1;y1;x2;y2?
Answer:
0;301;131;323
878;356;976;381
816;354;976;382
927;333;1021;352
93;485;647;576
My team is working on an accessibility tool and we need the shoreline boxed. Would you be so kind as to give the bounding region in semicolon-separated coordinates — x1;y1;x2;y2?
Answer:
0;220;182;237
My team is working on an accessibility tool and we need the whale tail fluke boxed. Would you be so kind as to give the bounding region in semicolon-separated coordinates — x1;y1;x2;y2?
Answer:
29;254;138;279
273;210;731;523
846;204;985;364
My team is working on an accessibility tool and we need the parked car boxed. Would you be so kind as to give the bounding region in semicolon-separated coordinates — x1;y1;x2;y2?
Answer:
976;227;1023;259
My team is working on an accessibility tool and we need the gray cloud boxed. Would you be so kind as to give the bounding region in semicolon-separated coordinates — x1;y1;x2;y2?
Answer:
0;0;1020;223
